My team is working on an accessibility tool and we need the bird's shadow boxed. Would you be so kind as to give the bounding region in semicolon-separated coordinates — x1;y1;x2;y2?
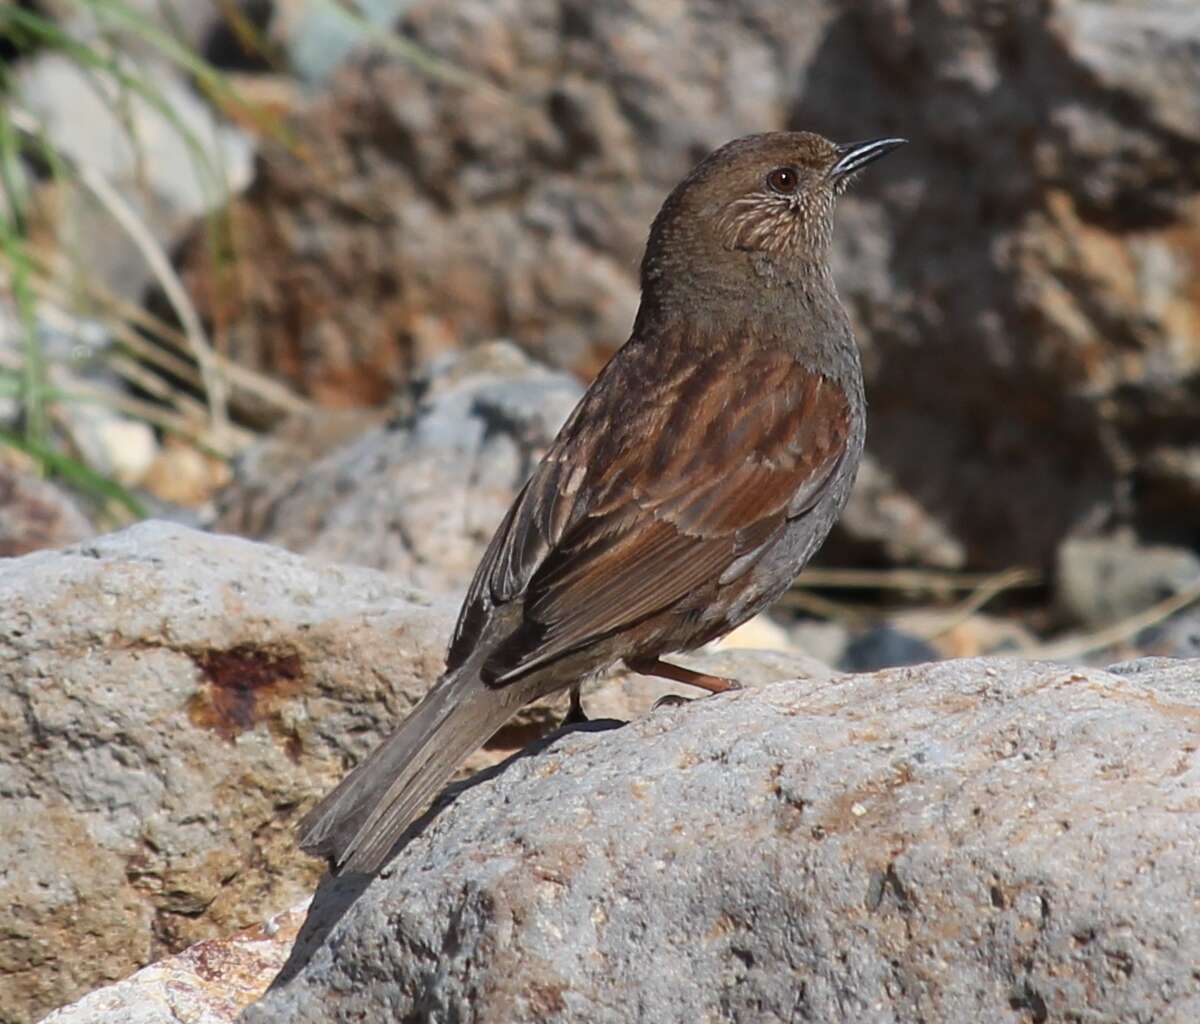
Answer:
267;716;626;991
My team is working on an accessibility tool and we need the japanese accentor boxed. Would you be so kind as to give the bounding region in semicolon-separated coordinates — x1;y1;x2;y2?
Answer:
300;131;906;873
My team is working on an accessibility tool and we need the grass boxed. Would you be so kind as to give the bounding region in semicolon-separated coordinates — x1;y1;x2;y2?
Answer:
0;1;495;527
0;1;275;521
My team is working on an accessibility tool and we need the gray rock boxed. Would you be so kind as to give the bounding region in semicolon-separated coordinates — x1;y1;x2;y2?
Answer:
1135;610;1200;660
214;341;583;594
271;0;415;83
0;459;93;556
788;617;851;667
0;519;810;1021
839;623;940;672
1057;530;1200;628
0;300;162;486
247;657;1200;1023
180;0;1200;571
0;522;452;1022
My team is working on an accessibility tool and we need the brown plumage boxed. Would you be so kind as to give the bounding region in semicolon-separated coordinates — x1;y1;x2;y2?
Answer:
299;131;906;874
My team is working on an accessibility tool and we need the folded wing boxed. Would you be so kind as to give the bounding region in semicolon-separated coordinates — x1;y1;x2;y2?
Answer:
446;328;852;683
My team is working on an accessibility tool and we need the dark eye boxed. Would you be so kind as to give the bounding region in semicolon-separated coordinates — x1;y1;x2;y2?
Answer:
767;167;799;194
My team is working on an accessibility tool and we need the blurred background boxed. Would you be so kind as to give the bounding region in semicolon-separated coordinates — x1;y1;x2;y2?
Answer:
2;0;1199;669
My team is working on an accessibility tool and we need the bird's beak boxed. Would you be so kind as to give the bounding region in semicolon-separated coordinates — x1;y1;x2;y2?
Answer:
829;137;907;181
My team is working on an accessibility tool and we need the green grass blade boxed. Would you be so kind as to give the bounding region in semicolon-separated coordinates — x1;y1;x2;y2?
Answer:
0;106;49;448
0;426;148;518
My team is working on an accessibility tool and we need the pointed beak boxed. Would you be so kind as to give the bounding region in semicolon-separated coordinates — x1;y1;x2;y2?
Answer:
829;137;907;181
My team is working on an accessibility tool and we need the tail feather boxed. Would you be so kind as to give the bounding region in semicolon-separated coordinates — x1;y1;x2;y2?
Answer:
299;667;506;874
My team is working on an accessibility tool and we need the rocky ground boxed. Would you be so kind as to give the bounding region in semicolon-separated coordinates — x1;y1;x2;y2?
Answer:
1;520;812;1021
2;0;1199;1021
248;656;1200;1024
172;0;1200;575
8;523;1196;1022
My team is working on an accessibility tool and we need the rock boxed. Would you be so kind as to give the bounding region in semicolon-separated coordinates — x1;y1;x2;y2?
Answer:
1135;608;1200;660
712;614;797;654
839;623;940;672
271;0;413;83
0;458;93;556
208;407;386;538
40;900;309;1024
0;522;452;1021
140;435;233;509
1057;530;1200;628
788;617;851;667
246;657;1200;1023
177;0;1200;572
58;402;159;487
214;342;583;593
0;519;821;1020
888;609;1039;660
0;299;163;487
829;453;968;569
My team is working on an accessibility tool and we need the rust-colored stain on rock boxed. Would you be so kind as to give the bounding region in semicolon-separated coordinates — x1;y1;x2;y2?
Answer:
188;647;305;742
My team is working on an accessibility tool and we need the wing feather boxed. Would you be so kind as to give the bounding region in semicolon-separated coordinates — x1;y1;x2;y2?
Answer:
450;328;853;683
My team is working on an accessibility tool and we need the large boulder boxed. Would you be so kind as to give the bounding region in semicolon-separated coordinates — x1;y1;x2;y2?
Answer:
247;656;1200;1023
0;522;453;1022
39;900;310;1024
0;521;819;1021
179;0;1200;570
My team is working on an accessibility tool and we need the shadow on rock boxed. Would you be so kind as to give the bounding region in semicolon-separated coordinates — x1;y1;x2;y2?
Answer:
269;716;626;990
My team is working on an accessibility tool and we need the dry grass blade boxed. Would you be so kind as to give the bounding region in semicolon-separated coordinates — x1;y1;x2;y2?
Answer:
72;156;232;443
42;269;313;419
3;242;312;452
1028;579;1200;662
9;106;231;446
918;568;1044;641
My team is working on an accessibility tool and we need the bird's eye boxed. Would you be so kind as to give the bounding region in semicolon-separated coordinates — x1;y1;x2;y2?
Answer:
766;167;799;194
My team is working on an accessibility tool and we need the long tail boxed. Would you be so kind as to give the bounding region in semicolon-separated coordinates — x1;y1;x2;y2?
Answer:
298;666;509;874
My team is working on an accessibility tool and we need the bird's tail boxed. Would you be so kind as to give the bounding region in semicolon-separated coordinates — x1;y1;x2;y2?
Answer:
298;665;510;874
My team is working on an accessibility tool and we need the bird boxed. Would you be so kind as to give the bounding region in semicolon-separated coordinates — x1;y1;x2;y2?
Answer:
298;131;906;874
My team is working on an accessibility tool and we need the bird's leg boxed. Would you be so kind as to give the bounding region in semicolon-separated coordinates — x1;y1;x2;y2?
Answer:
627;657;744;694
560;682;588;726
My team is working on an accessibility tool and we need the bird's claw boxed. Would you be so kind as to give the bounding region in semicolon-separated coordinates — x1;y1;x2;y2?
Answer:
653;693;693;710
560;706;589;727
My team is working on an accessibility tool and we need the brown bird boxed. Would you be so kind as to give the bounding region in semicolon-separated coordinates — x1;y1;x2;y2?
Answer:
299;131;906;873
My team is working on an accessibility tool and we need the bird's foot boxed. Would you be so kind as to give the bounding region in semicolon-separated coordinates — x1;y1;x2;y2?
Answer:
628;657;743;695
560;683;588;727
652;693;692;711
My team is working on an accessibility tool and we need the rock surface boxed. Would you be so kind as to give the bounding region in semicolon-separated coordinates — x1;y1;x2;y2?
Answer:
40;900;310;1024
215;341;583;593
271;0;412;83
179;0;1200;570
0;459;93;557
0;520;825;1021
0;522;451;1021
1057;530;1200;628
247;656;1200;1023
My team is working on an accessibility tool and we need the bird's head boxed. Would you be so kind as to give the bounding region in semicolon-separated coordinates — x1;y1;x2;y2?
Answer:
641;132;905;296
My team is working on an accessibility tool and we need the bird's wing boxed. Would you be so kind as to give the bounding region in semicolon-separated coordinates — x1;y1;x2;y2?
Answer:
448;335;852;682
